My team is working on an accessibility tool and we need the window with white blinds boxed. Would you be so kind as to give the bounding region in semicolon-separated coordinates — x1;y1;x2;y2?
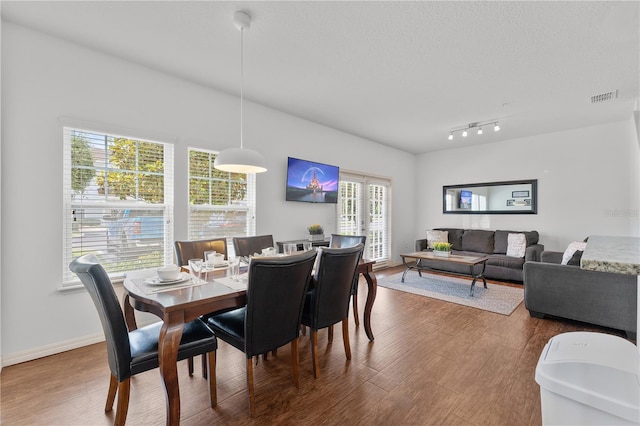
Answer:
187;148;256;248
62;127;174;286
337;173;391;267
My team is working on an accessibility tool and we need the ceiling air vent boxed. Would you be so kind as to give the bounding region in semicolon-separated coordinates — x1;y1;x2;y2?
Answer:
590;90;618;104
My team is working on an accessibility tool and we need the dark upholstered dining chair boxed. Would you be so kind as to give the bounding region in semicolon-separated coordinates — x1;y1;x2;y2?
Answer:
329;234;367;325
232;235;274;259
69;254;218;426
205;250;317;416
174;238;228;266
301;244;364;378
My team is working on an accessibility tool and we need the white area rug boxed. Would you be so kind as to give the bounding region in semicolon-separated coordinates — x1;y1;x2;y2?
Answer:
378;272;524;315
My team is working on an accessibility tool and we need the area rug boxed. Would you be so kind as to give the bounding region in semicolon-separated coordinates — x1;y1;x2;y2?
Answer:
378;272;524;315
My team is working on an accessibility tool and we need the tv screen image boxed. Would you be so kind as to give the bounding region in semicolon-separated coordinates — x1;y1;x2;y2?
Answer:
459;190;472;209
286;157;339;203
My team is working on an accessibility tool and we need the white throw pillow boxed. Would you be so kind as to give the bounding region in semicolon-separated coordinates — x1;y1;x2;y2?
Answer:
562;241;587;265
426;230;449;249
506;233;527;258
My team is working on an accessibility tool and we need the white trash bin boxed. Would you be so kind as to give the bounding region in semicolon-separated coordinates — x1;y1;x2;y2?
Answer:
535;332;640;425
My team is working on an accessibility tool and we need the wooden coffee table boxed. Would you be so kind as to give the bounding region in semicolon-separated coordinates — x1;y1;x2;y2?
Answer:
400;251;489;296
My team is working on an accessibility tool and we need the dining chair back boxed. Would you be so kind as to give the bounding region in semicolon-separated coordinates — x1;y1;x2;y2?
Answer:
174;238;227;266
69;254;218;425
329;233;367;325
301;244;364;378
232;234;274;258
206;249;317;416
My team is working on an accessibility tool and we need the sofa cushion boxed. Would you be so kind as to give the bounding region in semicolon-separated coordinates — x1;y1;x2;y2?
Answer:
567;250;583;266
461;230;494;253
506;233;527;258
487;254;525;269
426;230;448;249
561;241;587;265
434;228;464;251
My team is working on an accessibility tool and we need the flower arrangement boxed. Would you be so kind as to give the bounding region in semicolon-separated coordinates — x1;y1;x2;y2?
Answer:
307;224;324;235
433;241;452;252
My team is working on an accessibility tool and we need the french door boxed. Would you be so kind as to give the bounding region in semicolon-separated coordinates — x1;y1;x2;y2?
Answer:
337;172;391;267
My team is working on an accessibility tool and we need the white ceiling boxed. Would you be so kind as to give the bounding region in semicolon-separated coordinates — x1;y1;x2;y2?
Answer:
2;1;639;154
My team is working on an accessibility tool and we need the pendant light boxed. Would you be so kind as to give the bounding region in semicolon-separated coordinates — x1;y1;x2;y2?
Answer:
214;11;267;174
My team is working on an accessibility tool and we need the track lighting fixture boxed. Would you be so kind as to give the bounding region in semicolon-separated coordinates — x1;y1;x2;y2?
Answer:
447;121;500;141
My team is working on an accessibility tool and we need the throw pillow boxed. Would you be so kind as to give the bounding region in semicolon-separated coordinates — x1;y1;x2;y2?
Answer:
426;230;448;249
506;233;527;258
562;241;587;265
567;250;583;266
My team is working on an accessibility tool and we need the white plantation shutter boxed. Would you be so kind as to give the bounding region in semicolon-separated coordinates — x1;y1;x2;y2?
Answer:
187;148;256;252
337;172;391;268
62;127;174;286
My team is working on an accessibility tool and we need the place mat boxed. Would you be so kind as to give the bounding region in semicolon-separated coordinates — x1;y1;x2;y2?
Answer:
378;272;523;315
214;274;248;291
131;277;208;295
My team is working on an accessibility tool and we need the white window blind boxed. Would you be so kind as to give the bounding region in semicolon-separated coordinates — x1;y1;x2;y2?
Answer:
187;148;256;248
337;172;391;268
62;127;174;286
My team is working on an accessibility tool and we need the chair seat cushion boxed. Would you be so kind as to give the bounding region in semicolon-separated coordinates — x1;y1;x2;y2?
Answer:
206;307;247;352
129;318;217;376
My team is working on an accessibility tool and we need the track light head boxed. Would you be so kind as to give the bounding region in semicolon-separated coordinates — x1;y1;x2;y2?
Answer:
494;123;500;132
477;127;483;135
462;130;468;137
448;133;453;141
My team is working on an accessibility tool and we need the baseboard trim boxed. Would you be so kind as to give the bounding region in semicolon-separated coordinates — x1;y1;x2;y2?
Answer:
2;316;160;368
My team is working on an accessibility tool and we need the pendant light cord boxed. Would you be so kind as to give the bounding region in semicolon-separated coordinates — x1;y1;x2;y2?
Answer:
239;26;244;149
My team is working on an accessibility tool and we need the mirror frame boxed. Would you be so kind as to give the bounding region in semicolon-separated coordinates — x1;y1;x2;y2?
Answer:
442;179;537;214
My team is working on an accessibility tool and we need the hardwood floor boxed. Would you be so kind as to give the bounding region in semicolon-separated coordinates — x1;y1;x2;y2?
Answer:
1;266;631;425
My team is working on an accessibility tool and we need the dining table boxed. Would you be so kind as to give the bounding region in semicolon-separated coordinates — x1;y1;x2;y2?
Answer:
122;258;377;425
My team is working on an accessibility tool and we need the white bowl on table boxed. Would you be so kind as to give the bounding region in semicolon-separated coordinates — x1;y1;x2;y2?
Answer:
157;265;181;281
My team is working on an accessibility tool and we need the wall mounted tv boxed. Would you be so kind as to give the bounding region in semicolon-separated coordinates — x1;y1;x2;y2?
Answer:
285;157;339;204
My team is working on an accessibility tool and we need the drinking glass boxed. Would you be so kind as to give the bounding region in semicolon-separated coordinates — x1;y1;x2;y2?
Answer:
284;243;297;256
228;257;240;280
302;242;313;252
204;251;216;269
188;258;203;282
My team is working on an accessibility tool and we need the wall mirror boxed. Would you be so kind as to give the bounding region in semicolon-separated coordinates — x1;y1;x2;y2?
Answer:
443;179;537;214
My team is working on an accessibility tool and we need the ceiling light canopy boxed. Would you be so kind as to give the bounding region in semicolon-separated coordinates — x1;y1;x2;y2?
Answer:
448;121;500;141
214;11;267;174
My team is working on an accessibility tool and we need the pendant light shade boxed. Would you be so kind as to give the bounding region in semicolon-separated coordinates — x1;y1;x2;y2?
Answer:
214;147;267;174
214;11;267;174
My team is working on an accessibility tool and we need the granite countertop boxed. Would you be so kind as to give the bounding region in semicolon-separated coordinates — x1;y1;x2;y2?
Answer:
581;235;640;275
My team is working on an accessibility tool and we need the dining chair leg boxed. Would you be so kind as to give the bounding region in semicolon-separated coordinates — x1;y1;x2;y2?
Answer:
105;374;118;412
114;378;131;426
272;348;277;356
328;325;334;343
311;330;320;379
246;358;256;417
342;318;352;360
188;357;194;376
202;354;208;379
207;351;217;408
291;337;300;388
352;294;360;326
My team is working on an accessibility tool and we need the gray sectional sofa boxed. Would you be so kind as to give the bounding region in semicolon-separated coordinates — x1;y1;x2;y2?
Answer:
415;228;544;282
524;251;637;339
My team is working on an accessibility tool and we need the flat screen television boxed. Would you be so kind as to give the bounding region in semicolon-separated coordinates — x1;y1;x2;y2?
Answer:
459;190;472;209
286;157;339;204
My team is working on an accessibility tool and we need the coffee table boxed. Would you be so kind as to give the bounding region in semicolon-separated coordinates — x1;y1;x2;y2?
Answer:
400;251;489;296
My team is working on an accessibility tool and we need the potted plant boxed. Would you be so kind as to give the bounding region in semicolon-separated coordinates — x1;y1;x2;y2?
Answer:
433;241;452;257
307;224;325;241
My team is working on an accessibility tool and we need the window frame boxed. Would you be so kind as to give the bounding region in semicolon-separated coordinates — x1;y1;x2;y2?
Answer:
62;124;175;287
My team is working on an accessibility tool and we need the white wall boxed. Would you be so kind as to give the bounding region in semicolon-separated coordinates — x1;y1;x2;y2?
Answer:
416;120;640;251
0;22;416;363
